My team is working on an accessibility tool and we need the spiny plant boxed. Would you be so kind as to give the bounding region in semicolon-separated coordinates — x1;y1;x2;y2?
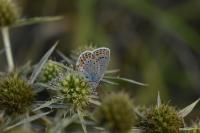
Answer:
0;74;35;115
0;44;198;133
94;92;135;133
139;104;184;133
136;93;200;133
53;71;92;111
38;60;64;83
0;1;199;132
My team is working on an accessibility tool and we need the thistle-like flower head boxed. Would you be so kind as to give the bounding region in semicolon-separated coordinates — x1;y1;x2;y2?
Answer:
39;60;63;83
0;0;19;27
94;92;135;133
56;71;92;110
139;104;184;133
0;74;34;115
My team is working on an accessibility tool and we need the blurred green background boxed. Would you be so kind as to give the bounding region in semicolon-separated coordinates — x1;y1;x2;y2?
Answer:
0;0;200;116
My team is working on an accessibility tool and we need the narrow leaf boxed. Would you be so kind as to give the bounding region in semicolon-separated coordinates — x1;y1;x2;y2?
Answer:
102;79;119;85
178;98;200;117
29;42;58;84
89;99;101;106
56;50;74;64
179;127;200;131
33;99;59;112
34;83;59;91
4;111;50;131
78;110;87;133
13;16;63;27
104;76;148;86
49;114;78;133
105;69;120;74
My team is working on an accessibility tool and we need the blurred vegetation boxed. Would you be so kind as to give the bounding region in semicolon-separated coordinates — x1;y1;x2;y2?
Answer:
0;0;200;118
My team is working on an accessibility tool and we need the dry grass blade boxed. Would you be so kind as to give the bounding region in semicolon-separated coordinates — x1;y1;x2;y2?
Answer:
29;42;58;84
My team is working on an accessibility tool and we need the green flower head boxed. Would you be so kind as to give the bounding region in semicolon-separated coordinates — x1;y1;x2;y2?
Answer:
0;0;19;27
94;92;135;133
39;60;63;83
57;72;92;110
0;74;34;115
139;104;184;133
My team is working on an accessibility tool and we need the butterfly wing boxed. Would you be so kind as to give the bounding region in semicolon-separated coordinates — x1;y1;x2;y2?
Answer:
76;51;99;88
93;47;110;82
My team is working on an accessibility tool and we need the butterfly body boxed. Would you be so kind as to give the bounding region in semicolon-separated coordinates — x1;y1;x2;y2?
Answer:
76;47;110;89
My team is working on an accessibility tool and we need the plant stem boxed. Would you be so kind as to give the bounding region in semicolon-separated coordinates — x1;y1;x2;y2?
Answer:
1;27;14;72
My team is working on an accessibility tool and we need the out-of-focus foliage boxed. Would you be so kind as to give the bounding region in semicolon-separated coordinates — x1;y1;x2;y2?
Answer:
0;0;200;123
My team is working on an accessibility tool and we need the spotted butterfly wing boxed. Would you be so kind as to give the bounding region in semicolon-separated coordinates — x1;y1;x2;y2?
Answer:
76;47;110;89
76;51;99;88
93;47;110;82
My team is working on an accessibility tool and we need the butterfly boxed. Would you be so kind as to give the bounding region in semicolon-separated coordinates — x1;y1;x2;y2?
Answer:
76;47;110;89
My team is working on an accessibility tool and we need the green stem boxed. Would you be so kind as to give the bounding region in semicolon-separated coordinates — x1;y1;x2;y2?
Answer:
1;27;14;72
